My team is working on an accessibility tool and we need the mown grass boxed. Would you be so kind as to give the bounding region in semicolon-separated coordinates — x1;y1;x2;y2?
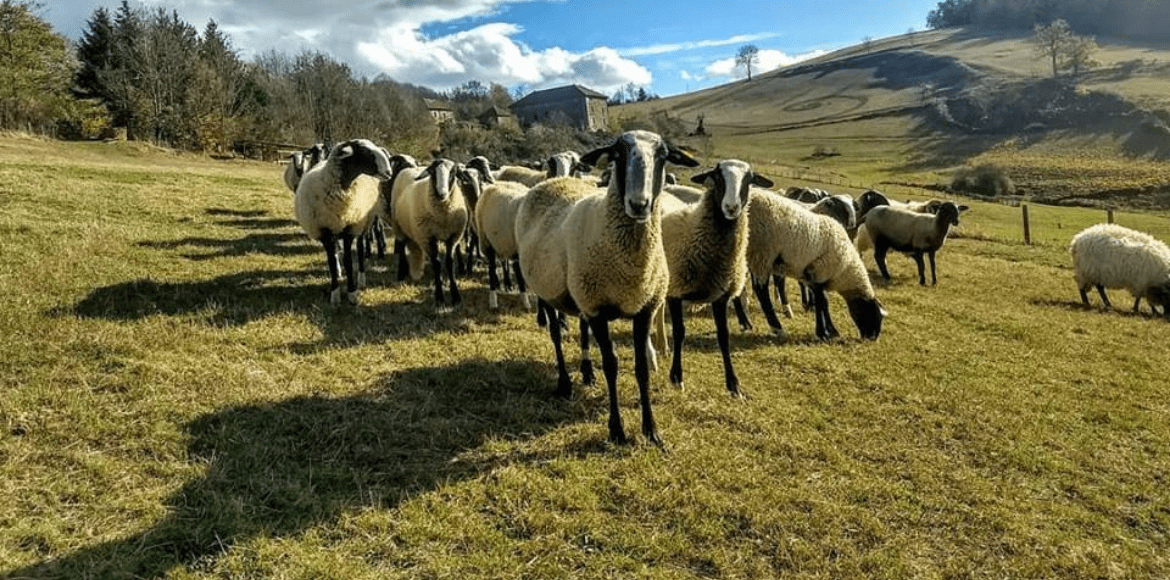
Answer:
2;133;1169;579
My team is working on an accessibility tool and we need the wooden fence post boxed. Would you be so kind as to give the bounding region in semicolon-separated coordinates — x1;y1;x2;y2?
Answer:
1107;208;1115;224
1022;204;1031;245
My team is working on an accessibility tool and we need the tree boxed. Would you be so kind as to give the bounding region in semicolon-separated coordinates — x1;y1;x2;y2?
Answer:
736;44;760;81
0;0;80;132
926;0;975;29
1032;18;1098;79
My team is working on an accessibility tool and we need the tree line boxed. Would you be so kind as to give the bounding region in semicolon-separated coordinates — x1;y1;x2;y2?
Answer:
927;0;1170;41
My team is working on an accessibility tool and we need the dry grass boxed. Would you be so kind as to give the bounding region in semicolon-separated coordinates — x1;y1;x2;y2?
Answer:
2;134;1169;579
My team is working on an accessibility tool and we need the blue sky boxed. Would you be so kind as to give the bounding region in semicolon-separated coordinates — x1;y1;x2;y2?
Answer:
45;0;941;97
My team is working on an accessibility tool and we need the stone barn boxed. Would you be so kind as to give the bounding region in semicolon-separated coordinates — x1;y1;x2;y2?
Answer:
425;99;455;124
509;85;609;131
478;106;518;130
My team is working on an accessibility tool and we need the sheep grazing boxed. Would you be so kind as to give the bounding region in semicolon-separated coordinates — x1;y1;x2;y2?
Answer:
390;158;469;306
474;179;534;310
1070;223;1170;316
863;201;968;285
776;193;860;315
733;192;885;341
656;159;771;397
294;139;393;305
515;130;699;446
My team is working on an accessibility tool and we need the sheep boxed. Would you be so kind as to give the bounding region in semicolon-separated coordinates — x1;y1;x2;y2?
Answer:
732;191;886;341
1070;223;1170;316
515;130;699;446
494;151;591;187
655;159;771;397
474;179;535;310
854;190;946;253
293;139;393;305
390;158;469;306
363;151;417;260
785;186;829;203
282;142;329;193
862;201;968;285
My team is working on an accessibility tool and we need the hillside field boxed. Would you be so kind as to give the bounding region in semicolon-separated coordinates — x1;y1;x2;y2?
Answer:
2;134;1169;579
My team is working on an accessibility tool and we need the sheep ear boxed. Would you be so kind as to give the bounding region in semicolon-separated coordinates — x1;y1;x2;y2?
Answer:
958;205;970;212
334;143;355;159
752;173;774;188
667;145;700;168
690;170;714;185
580;144;614;169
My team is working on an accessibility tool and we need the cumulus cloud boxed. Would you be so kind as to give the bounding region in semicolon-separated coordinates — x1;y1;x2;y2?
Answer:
618;33;780;57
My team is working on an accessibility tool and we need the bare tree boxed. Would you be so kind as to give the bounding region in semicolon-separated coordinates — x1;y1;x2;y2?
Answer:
736;44;760;81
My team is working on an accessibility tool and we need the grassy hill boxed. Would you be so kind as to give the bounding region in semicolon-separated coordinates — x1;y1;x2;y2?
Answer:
2;133;1170;578
617;27;1170;208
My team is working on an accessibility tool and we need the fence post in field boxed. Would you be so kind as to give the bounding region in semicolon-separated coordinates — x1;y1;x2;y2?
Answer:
1022;204;1031;245
1107;208;1115;224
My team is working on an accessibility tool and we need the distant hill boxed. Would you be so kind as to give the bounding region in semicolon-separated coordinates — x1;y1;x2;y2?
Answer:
615;27;1170;207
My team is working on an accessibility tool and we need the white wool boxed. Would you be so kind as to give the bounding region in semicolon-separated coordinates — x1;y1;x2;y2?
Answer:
390;160;468;281
1071;223;1170;302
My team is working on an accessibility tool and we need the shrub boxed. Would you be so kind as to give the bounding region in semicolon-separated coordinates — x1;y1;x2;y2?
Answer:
951;164;1016;196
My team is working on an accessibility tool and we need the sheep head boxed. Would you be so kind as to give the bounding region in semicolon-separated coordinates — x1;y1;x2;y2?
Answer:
581;130;699;223
331;139;394;190
690;159;773;221
416;158;460;201
545;151;588;178
846;295;886;340
466;156;495;183
456;166;484;210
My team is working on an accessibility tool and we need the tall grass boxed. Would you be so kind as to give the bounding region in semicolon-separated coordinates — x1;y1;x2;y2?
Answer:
2;134;1168;579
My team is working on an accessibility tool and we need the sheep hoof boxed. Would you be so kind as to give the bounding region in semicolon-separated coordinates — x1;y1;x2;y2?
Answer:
357;272;367;289
782;305;794;319
770;327;789;341
330;288;342;305
522;293;533;311
489;291;499;310
347;290;361;305
670;379;684;390
580;360;595;386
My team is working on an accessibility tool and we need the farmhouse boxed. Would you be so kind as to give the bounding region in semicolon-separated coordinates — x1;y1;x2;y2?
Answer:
509;84;609;131
478;106;519;130
425;99;455;124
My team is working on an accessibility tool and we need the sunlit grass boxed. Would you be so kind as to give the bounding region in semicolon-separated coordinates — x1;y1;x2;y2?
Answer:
1;135;1169;579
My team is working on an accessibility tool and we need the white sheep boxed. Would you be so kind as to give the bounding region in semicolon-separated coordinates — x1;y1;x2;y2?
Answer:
294;139;393;304
733;191;886;341
862;201;968;285
776;193;859;315
1070;223;1170;316
515;130;700;446
474;179;535;310
390;158;469;306
282;143;329;193
655;159;771;397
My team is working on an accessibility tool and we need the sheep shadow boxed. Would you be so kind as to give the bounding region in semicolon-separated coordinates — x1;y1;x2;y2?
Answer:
1031;297;1168;320
137;232;315;260
3;359;590;580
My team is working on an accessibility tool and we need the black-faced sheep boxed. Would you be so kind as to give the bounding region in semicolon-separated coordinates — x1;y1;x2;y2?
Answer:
863;201;968;285
733;191;885;341
474;179;534;310
515;130;699;446
293;139;393;305
390;158;469;306
656;159;771;397
1070;223;1170;316
283;143;329;193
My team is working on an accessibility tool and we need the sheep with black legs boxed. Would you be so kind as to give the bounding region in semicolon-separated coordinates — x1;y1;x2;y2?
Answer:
654;159;770;397
294;139;393;305
390;158;469;307
777;193;859;316
732;191;885;341
1070;223;1170;316
862;201;968;286
853;189;945;253
515;130;699;446
475;179;535;310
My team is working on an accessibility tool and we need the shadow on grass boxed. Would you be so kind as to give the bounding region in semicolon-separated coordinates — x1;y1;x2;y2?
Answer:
1031;297;1169;320
3;359;592;579
137;232;315;260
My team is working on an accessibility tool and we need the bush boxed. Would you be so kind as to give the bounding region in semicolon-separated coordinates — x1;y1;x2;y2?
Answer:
951;164;1016;196
439;123;612;165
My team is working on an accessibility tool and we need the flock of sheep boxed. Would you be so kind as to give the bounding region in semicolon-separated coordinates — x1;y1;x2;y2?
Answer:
283;131;1170;445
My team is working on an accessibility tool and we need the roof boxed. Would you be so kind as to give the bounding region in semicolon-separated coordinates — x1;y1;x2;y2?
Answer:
424;98;453;111
509;84;608;109
478;106;515;119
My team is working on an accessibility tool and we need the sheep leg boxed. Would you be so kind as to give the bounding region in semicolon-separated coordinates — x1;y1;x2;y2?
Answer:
1096;285;1112;310
800;282;814;312
445;239;461;305
632;307;662;447
927;250;938;285
579;316;595;386
712;294;741;398
813;285;839;340
1079;285;1092;307
513;260;533;311
485;245;500;309
394;238;410;282
341;232;359;305
874;241;893;283
356;229;368;289
587;316;630;445
913;252;927;286
428;238;445;305
542;300;573;399
752;279;788;340
668;298;686;389
732;295;753;331
321;231;342;305
502;255;515;292
772;274;794;318
373;217;387;259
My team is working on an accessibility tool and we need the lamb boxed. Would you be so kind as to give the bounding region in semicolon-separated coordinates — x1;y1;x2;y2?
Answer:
732;191;886;341
515;130;699;446
1070;223;1170;316
655;159;771;397
293;139;393;304
862;201;968;285
390;158;469;306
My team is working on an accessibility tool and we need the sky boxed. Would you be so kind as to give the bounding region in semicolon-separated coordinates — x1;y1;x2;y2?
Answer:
43;0;942;97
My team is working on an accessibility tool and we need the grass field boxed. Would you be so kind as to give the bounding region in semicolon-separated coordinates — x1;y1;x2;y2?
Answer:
2;133;1170;579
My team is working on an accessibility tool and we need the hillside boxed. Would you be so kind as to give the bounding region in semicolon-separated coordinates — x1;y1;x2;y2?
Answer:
617;27;1170;208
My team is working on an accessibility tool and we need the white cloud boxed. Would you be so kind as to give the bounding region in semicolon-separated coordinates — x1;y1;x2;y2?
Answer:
691;48;828;83
618;33;780;57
